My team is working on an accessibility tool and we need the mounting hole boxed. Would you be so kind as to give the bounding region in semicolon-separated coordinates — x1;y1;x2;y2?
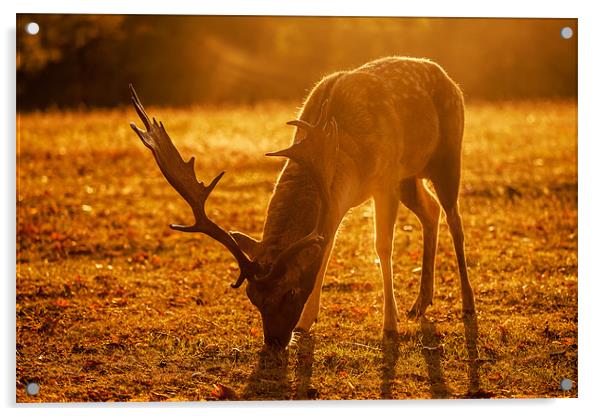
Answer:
25;22;40;35
560;378;573;391
26;382;40;396
560;27;573;39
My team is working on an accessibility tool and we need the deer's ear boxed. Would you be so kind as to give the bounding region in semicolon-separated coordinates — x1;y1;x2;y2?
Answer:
298;244;322;268
229;232;261;259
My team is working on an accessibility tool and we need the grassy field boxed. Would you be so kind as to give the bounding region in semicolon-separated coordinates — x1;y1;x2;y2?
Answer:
16;100;577;401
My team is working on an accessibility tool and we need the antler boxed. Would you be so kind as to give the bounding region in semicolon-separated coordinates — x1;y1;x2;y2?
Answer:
266;100;338;218
285;98;329;131
258;100;339;282
129;84;260;288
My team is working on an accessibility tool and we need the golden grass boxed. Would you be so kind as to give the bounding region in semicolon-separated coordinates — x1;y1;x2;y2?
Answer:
16;100;577;401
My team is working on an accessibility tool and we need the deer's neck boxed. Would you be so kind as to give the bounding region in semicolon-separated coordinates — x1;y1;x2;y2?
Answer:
261;155;362;260
261;162;322;257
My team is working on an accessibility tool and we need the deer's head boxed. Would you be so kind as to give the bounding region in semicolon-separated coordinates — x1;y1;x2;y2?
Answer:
234;235;324;347
129;85;338;348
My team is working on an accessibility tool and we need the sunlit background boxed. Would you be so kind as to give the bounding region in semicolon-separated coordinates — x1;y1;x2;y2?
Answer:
17;15;576;109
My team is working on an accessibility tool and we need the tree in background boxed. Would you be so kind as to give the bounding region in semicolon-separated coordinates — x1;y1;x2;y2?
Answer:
16;15;577;109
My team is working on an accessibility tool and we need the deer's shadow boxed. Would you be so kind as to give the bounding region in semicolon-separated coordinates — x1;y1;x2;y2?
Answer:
418;317;451;398
242;346;291;400
242;330;316;400
380;314;483;399
380;330;403;399
291;330;316;399
379;320;451;399
462;313;484;397
243;314;482;400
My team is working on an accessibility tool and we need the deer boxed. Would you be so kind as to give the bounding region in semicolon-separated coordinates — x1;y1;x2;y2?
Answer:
129;56;475;349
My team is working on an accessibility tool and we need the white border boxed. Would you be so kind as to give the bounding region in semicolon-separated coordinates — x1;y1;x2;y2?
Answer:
3;1;601;416
8;0;583;17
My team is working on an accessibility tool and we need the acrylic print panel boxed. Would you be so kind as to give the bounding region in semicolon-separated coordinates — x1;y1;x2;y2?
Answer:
16;14;577;402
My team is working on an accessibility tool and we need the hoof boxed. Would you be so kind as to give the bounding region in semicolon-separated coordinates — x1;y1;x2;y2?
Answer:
382;328;399;341
383;306;399;333
461;288;476;313
408;290;433;319
383;320;398;332
408;300;430;320
288;327;308;349
383;316;399;333
407;307;421;320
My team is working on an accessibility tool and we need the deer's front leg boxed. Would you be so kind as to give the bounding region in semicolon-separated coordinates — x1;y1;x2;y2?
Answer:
295;238;336;332
374;191;400;333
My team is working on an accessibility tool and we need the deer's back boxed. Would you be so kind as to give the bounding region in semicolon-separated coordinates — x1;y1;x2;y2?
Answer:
301;57;464;194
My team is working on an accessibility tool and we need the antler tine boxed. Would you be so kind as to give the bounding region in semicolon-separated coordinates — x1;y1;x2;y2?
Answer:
285;100;329;131
130;84;151;132
286;119;314;130
129;85;259;288
259;102;340;282
267;103;338;213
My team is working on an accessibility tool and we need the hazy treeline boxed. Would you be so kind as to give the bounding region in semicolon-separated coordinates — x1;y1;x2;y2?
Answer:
17;15;577;109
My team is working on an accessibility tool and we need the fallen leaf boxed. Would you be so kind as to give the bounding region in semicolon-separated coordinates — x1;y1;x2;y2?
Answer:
488;372;502;381
210;383;236;400
110;297;128;307
54;298;70;308
50;232;65;241
83;360;102;371
562;337;576;346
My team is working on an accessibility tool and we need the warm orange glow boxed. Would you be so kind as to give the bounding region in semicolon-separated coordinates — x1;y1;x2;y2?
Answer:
17;15;576;109
16;15;577;402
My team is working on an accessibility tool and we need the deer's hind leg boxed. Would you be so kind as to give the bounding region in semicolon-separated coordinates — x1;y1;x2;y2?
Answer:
430;157;476;315
373;190;401;333
400;177;441;318
429;83;475;315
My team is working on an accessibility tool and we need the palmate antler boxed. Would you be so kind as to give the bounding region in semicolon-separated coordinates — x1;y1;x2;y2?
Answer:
129;85;260;288
129;85;326;287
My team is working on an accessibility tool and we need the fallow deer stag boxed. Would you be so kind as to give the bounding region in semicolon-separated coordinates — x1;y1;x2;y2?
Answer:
129;56;475;348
